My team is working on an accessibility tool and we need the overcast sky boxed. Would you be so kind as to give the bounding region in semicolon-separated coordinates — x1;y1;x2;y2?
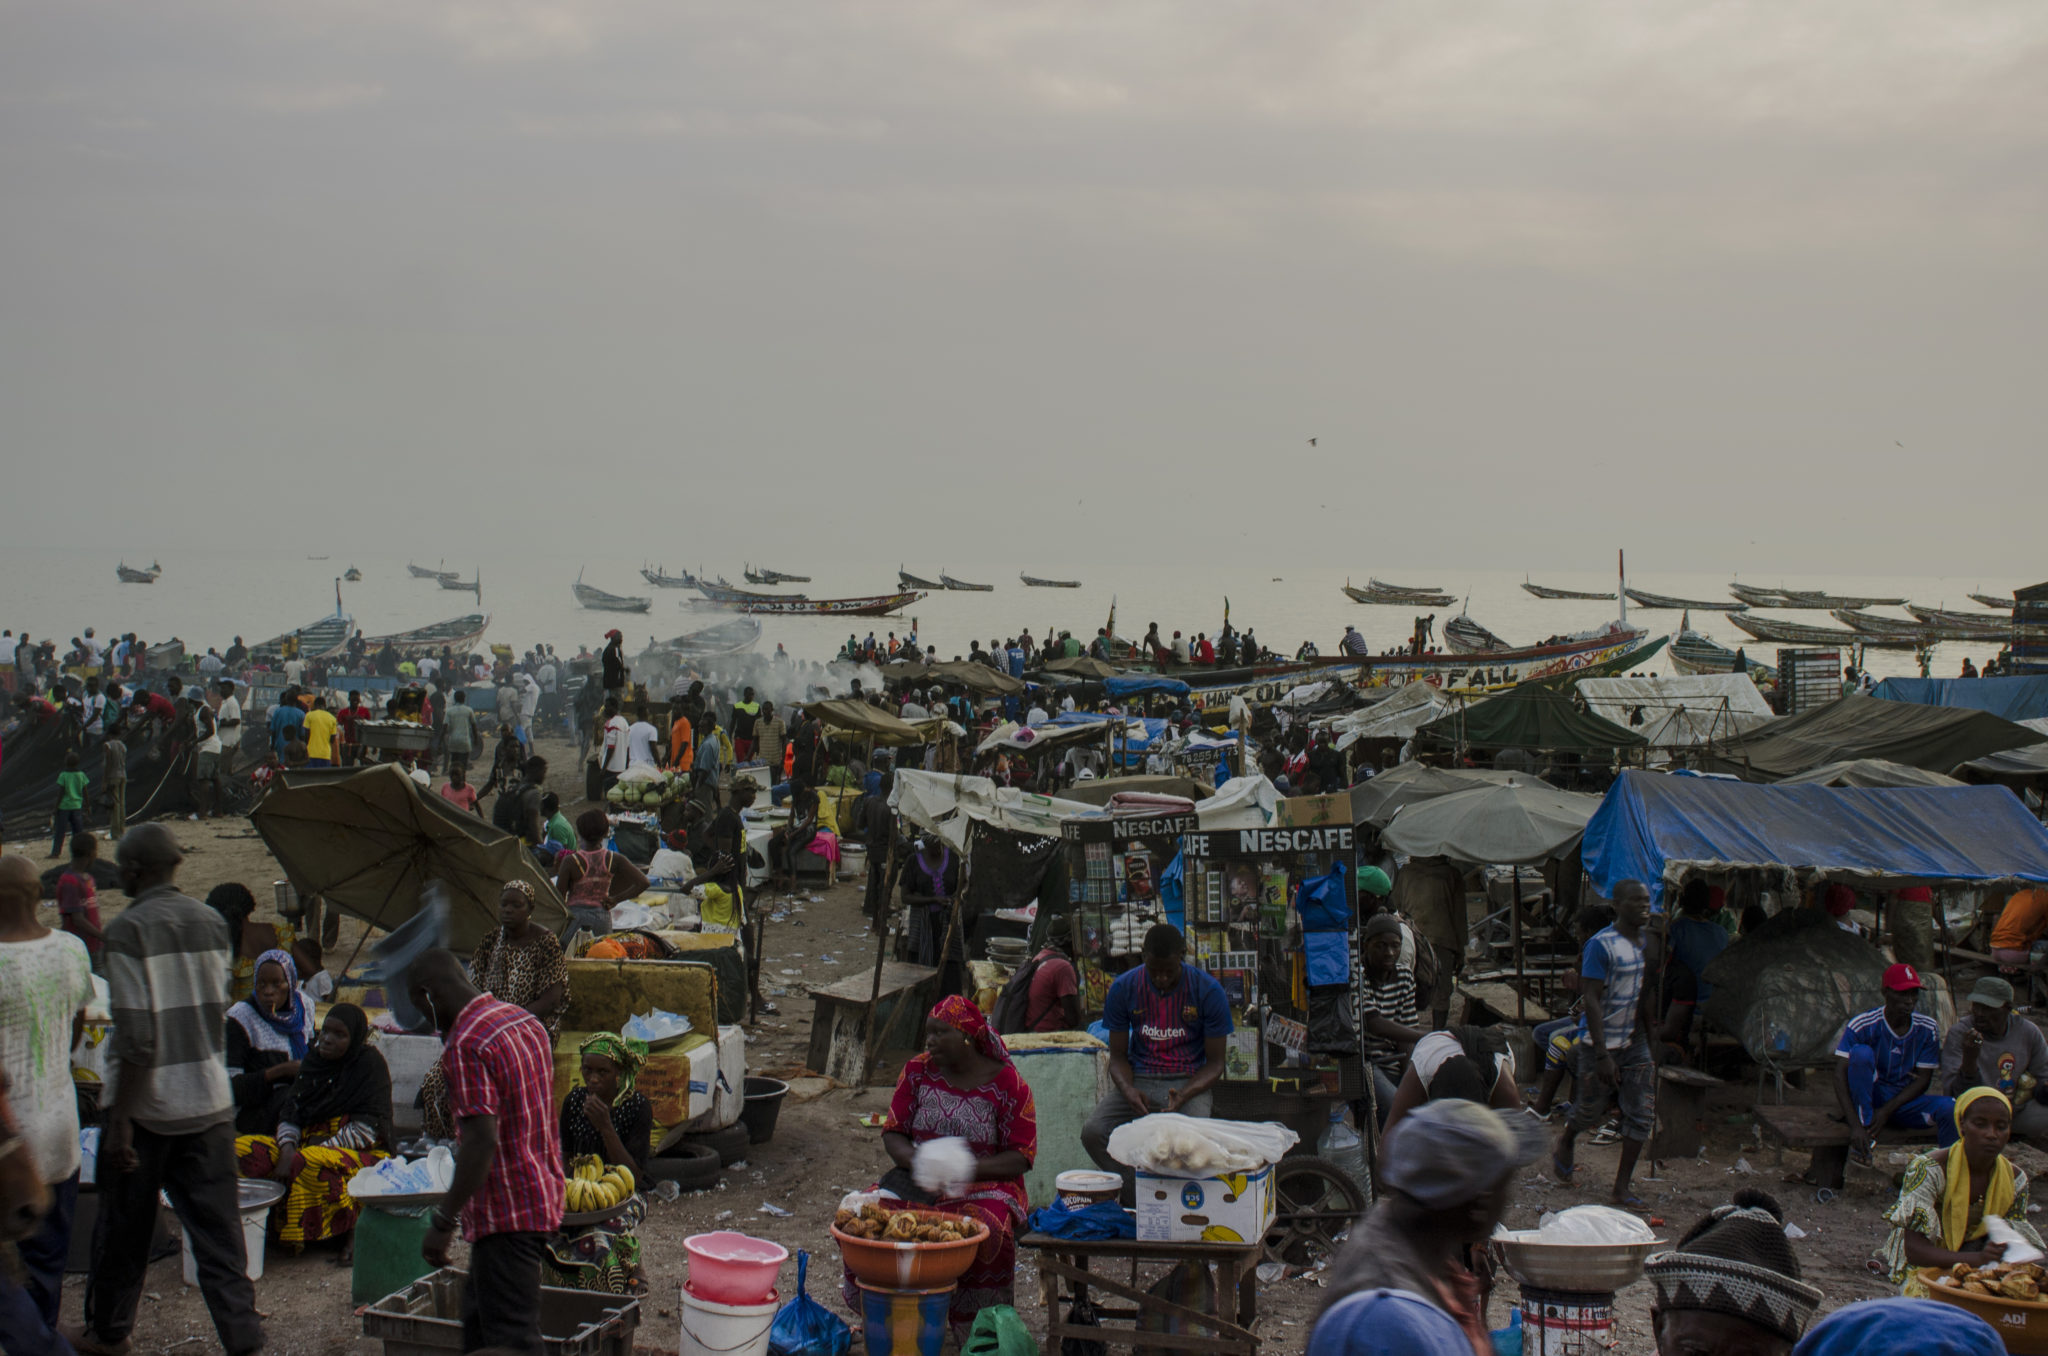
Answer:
4;2;2044;573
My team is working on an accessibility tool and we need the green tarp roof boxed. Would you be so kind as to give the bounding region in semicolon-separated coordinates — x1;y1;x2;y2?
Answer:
1696;694;2045;783
1416;684;1647;754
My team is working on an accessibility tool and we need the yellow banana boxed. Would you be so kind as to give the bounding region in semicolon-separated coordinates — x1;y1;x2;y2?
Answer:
612;1164;636;1194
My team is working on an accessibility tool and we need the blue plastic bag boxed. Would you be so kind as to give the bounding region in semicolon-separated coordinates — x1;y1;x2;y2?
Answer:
1158;849;1186;931
768;1251;852;1356
1295;862;1351;932
1304;931;1350;987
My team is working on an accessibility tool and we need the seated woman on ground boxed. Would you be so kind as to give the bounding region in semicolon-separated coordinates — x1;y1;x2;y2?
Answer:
226;947;316;1137
1883;1087;2047;1296
549;1033;653;1294
235;1004;392;1254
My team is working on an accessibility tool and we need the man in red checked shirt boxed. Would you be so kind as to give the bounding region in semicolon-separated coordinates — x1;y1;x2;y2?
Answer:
406;949;563;1356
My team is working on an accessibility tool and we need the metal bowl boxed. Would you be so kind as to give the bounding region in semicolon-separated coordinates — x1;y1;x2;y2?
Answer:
1491;1237;1665;1293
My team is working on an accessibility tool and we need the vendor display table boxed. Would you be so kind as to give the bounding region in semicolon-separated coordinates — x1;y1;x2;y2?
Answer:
1020;1234;1262;1355
803;961;939;1084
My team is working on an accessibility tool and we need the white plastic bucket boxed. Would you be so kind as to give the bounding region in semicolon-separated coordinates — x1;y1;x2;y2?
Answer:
678;1286;778;1356
174;1179;283;1285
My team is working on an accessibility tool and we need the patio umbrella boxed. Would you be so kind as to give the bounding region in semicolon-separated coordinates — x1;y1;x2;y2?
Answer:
251;763;565;952
1352;762;1554;829
1380;778;1601;865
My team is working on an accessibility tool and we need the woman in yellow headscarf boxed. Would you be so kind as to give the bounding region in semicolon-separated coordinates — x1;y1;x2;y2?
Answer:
1883;1086;2047;1295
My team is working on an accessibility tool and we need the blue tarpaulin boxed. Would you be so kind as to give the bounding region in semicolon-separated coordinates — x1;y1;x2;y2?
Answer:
1103;674;1192;698
1048;712;1171;767
1581;769;2048;905
1870;676;2048;724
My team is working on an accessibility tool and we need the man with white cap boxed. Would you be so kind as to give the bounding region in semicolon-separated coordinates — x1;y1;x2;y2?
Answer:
1309;1099;1545;1355
1938;974;2048;1143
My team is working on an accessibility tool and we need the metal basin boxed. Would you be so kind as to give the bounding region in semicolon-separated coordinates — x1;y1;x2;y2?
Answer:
1491;1237;1665;1293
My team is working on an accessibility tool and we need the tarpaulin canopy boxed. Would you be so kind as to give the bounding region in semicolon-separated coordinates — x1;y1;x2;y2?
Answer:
1056;775;1215;805
803;697;939;746
1104;674;1191;698
1870;675;2048;724
890;769;1094;849
1581;768;2048;905
1693;694;2045;782
921;660;1026;696
1381;779;1602;865
1575;674;1776;755
1959;743;2048;786
1038;656;1121;679
1321;683;1452;748
1415;684;1648;754
1350;762;1555;829
1778;760;1963;789
251;763;566;951
976;720;1118;756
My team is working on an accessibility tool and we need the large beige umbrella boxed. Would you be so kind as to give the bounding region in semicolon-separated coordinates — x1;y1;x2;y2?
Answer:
251;763;565;951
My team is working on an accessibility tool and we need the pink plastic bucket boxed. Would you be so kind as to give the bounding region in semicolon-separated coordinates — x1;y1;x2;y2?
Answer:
682;1232;790;1305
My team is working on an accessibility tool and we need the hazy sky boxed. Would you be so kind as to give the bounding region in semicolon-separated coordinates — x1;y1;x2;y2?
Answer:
4;2;2044;573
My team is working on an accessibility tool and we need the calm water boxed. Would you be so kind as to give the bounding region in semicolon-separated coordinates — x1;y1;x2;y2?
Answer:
0;549;2020;683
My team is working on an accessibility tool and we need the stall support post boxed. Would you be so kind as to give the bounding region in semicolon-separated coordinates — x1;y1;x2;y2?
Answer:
868;841;973;1072
1512;869;1525;1024
855;818;904;1092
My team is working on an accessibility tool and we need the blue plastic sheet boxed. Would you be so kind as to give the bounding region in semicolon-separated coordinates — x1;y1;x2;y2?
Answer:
1581;769;2048;906
1304;931;1350;986
1871;676;2048;724
1026;1199;1137;1241
1104;674;1192;698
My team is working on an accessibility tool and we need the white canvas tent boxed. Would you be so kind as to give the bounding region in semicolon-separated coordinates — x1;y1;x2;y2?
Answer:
889;769;1280;850
1576;674;1776;760
1320;682;1454;748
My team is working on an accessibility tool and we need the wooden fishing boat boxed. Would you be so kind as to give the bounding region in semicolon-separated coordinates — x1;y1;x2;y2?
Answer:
115;560;161;583
1521;579;1617;600
138;639;186;672
1728;582;1801;608
743;564;811;585
343;566;362;582
438;571;479;594
696;578;807;603
407;561;460;582
572;570;652;613
940;571;994;592
1832;609;1936;638
731;591;923;618
1363;630;1662;690
640;565;698;589
1021;572;1083;588
899;567;944;590
361;613;490;658
1369;578;1441;595
1668;619;1777;682
1730;612;1918;649
660;618;762;657
1731;582;1908;609
1971;592;2016;610
1905;605;2008;633
1624;587;1745;612
1342;581;1457;607
252;608;354;659
1445;613;1512;653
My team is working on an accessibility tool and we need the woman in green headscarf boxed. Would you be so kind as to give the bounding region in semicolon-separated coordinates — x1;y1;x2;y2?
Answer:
549;1032;653;1293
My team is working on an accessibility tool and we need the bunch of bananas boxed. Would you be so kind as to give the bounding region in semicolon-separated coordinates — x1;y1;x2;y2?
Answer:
563;1155;636;1212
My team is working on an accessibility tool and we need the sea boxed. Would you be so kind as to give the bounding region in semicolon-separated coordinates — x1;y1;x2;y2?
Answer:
0;550;2023;685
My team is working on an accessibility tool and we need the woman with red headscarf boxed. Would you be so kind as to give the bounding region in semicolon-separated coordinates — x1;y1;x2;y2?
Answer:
844;995;1038;1336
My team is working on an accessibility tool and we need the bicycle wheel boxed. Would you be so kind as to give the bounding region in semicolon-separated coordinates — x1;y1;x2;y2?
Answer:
1264;1155;1367;1266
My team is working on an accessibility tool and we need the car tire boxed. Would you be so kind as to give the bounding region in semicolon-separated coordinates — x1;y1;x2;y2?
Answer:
683;1124;753;1166
644;1142;722;1190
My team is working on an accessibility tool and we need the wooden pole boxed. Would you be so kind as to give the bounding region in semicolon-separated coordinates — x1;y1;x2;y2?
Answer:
1512;868;1526;1024
867;844;972;1073
855;817;908;1091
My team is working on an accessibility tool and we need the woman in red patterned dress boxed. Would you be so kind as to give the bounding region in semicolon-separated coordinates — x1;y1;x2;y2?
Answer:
845;995;1038;1335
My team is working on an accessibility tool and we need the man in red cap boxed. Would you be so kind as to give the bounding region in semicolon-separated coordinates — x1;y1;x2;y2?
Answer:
1832;961;1955;1165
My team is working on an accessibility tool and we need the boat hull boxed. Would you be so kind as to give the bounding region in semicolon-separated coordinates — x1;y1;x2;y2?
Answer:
733;591;923;618
899;571;943;591
572;584;652;613
1522;582;1617;600
940;575;994;592
362;614;490;658
1020;574;1082;588
696;580;807;603
1625;588;1745;612
640;568;698;589
1971;593;2015;611
1730;613;1917;648
1342;584;1457;607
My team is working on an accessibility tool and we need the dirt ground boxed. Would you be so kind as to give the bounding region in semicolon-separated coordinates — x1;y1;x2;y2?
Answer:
12;735;2016;1354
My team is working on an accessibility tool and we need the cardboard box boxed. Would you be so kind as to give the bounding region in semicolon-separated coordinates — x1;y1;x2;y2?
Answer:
1135;1162;1276;1244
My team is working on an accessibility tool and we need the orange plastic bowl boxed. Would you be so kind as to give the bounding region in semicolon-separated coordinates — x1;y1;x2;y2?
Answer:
831;1208;988;1291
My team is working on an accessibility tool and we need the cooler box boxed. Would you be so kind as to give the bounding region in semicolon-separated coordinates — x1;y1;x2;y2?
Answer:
555;1030;716;1147
1134;1163;1276;1244
676;1024;747;1137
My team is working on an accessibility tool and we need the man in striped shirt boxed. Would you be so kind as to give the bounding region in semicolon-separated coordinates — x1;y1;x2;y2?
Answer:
410;948;565;1356
74;825;264;1356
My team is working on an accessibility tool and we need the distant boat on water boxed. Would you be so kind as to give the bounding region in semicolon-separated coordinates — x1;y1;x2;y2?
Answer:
1972;592;2016;610
1668;612;1778;682
1625;587;1745;612
116;560;161;584
361;613;490;658
1730;612;1918;649
343;566;362;581
1020;572;1082;588
1729;581;1908;609
572;568;652;614
641;565;698;589
408;560;460;582
1342;579;1457;606
744;564;811;585
899;567;943;590
941;571;994;592
1521;578;1617;600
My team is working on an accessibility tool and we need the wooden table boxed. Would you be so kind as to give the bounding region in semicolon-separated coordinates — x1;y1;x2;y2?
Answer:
1756;1103;1936;1190
1020;1233;1263;1355
803;961;937;1083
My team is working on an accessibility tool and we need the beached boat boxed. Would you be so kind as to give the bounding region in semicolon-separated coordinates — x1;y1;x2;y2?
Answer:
1832;609;1936;638
1971;592;2016;611
1727;583;1801;608
407;561;460;582
252;607;354;660
438;572;479;594
1444;613;1512;653
572;570;652;614
1521;579;1617;600
1364;628;1661;690
115;561;161;583
1342;581;1457;607
696;578;807;603
743;565;811;585
940;572;994;592
1020;572;1083;588
661;618;762;657
1730;612;1918;649
640;566;698;589
1731;582;1908;609
899;567;944;590
361;613;490;658
1625;587;1745;612
1668;617;1777;682
1905;605;2009;633
731;591;923;618
1369;578;1441;594
138;639;186;672
343;566;362;581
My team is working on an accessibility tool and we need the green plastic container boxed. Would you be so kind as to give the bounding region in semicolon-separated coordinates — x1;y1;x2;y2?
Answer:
352;1206;437;1304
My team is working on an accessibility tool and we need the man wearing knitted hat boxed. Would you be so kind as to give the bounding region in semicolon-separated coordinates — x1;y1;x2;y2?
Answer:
1309;1099;1545;1355
1937;975;2048;1144
1644;1189;1824;1355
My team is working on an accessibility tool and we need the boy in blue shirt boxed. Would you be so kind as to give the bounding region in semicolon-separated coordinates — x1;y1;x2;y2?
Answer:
1835;961;1953;1163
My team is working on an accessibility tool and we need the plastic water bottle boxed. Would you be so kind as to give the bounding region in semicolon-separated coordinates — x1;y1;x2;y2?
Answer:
1319;1106;1372;1201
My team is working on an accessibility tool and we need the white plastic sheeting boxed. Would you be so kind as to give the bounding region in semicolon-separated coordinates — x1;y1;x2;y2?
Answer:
888;768;1281;849
1576;674;1775;757
1320;682;1455;748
